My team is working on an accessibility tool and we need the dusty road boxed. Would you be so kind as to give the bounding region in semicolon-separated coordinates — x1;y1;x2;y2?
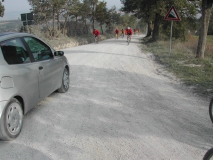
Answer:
1;35;213;160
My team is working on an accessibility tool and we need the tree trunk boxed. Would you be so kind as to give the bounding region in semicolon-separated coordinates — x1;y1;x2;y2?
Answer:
44;15;52;38
52;7;55;38
84;20;88;35
101;25;103;34
75;16;78;37
152;13;160;41
62;14;69;36
92;3;95;30
57;13;60;31
196;0;213;58
145;21;152;37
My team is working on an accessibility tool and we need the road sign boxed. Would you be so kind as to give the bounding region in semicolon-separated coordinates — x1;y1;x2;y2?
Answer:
23;20;34;26
164;6;180;21
21;13;33;21
20;13;34;33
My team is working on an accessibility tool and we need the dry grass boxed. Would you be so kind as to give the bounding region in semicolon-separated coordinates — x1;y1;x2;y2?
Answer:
142;34;213;98
183;34;213;58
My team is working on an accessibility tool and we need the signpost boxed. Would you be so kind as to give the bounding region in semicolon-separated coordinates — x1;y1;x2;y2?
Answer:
20;13;34;33
164;6;180;56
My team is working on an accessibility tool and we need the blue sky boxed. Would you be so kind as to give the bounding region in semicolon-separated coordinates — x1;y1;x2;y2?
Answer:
0;0;123;21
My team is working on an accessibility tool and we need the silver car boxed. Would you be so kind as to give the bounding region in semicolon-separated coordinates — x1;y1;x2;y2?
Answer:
0;32;70;140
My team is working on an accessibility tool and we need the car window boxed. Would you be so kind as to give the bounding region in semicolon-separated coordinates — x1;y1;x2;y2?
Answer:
23;37;53;62
1;38;31;65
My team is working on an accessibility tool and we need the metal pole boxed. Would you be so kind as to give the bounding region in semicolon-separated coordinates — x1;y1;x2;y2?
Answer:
169;20;173;56
26;13;29;33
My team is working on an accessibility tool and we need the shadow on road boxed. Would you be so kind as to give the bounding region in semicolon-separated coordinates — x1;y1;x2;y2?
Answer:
1;37;212;159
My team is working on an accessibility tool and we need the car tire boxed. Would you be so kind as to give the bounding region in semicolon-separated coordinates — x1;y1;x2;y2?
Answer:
1;98;23;140
209;98;213;124
203;147;213;160
58;67;69;93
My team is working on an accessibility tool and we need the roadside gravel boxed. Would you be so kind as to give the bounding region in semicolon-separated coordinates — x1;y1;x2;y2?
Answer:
0;35;212;160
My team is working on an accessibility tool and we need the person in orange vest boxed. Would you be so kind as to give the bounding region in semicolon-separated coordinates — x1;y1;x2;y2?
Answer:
121;29;125;38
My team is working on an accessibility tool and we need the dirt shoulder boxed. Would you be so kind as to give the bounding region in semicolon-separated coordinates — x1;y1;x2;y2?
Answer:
141;36;213;101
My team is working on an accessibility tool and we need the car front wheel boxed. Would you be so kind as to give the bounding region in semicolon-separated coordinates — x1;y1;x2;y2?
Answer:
58;67;69;93
1;98;23;140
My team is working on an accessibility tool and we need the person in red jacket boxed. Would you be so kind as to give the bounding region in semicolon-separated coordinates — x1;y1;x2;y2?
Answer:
125;27;133;42
93;29;101;43
115;28;119;39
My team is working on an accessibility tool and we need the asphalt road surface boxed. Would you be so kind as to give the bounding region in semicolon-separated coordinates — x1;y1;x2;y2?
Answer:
1;35;213;160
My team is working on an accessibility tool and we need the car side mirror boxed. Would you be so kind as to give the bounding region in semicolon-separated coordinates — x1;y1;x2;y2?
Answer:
54;51;64;56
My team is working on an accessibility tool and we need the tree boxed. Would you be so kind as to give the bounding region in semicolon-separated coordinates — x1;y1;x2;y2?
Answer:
118;14;128;27
109;7;121;26
28;0;53;36
52;0;67;32
69;0;81;36
121;0;155;38
28;0;67;38
61;0;76;36
104;6;121;32
162;0;197;40
208;13;213;35
0;2;4;17
121;0;197;41
88;0;99;30
79;0;91;34
196;0;213;58
95;1;107;34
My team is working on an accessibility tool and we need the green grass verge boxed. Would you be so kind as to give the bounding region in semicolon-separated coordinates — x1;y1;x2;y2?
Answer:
141;36;213;98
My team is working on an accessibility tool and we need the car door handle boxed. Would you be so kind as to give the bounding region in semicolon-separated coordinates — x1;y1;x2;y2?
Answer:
38;66;43;70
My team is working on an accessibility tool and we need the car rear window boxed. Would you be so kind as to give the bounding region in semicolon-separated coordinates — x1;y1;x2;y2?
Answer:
23;37;53;61
1;38;31;65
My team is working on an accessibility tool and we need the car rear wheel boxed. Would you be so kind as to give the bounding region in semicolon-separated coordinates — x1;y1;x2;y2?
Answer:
209;98;213;124
58;68;69;93
2;98;23;140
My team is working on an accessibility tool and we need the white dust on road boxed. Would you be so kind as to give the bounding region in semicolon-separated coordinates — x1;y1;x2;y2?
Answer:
0;35;212;160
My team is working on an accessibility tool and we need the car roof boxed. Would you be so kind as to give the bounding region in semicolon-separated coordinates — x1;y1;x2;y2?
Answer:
0;32;17;37
0;32;54;51
0;32;33;42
